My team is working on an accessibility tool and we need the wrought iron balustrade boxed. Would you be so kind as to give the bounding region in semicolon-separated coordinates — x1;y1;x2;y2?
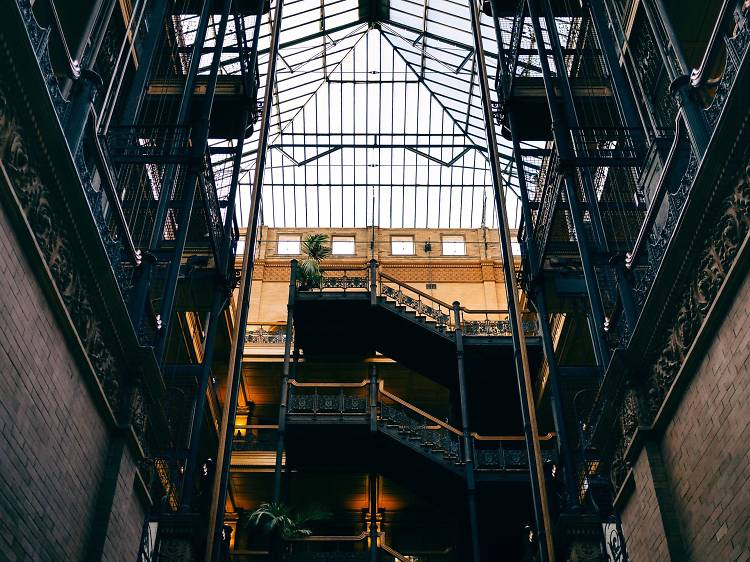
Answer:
460;309;539;337
379;271;453;329
288;381;369;415
627;118;698;310
472;434;556;471
691;0;749;128
378;386;463;464
198;155;227;262
245;322;288;345
298;265;369;292
531;147;562;269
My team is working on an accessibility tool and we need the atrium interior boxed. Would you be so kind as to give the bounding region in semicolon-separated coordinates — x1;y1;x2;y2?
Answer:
1;0;749;561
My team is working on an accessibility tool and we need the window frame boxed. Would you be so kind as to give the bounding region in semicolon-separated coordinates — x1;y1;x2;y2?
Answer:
331;235;357;256
276;234;301;255
390;235;415;256
441;234;466;256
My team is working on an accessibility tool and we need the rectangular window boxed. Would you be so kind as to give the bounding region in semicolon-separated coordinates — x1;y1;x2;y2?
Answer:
391;235;415;255
277;234;301;255
442;235;466;256
332;236;356;255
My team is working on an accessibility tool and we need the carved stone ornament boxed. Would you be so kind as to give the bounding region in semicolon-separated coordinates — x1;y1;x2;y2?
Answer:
0;82;124;411
647;160;750;415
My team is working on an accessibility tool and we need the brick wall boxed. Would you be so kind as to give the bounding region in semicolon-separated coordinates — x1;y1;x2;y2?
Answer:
659;268;750;561
0;200;110;559
621;451;671;562
102;448;148;562
0;192;146;559
621;269;750;561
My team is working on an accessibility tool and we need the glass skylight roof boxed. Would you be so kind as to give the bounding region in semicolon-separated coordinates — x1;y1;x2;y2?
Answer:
189;0;557;231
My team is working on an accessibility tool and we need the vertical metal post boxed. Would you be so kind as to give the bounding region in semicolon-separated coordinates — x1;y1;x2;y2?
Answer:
531;288;576;504
180;106;252;511
369;472;378;562
640;0;708;153
274;260;297;502
204;0;286;558
586;0;643;132
118;0;170;127
154;0;233;362
527;0;610;369
453;302;481;562
369;363;378;433
127;0;214;330
467;1;555;560
369;258;378;306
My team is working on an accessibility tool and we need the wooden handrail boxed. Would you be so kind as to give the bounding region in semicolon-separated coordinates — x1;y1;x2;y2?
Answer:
379;271;453;309
246;321;287;327
290;532;368;542
289;379;369;388
379;387;463;436
472;432;556;442
233;424;279;430
380;542;411;562
690;0;740;87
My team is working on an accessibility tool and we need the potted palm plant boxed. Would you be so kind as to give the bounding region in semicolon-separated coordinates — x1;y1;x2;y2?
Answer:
297;233;331;290
241;502;331;561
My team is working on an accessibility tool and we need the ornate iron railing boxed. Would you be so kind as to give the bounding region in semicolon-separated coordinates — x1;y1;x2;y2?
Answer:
461;308;539;337
245;322;288;345
379;386;464;464
199;155;227;262
288;381;369;415
379;271;454;328
691;0;749;128
472;434;556;471
627;118;698;309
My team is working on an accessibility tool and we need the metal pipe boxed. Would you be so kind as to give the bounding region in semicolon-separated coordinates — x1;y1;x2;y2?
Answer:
527;0;610;369
204;1;285;557
453;302;481;562
273;260;297;502
154;0;232;362
467;1;554;560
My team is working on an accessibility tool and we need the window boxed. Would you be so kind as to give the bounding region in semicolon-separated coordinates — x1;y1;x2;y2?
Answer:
391;235;414;255
332;236;356;255
277;234;301;255
442;235;466;256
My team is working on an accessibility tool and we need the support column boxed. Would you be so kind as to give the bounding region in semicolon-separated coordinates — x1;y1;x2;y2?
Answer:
127;0;214;331
204;0;286;557
369;472;379;562
180;109;251;512
467;1;555;559
452;302;481;562
531;288;577;506
527;0;610;369
640;0;709;154
154;0;233;362
274;262;297;503
369;363;378;433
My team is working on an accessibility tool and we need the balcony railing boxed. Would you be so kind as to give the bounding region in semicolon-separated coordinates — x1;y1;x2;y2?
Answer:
285;380;556;472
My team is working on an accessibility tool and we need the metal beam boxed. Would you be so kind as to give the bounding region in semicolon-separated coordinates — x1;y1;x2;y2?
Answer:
204;0;286;559
467;1;555;561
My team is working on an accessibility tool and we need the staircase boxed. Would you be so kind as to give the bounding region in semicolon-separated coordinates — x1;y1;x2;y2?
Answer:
293;263;542;389
284;380;555;479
